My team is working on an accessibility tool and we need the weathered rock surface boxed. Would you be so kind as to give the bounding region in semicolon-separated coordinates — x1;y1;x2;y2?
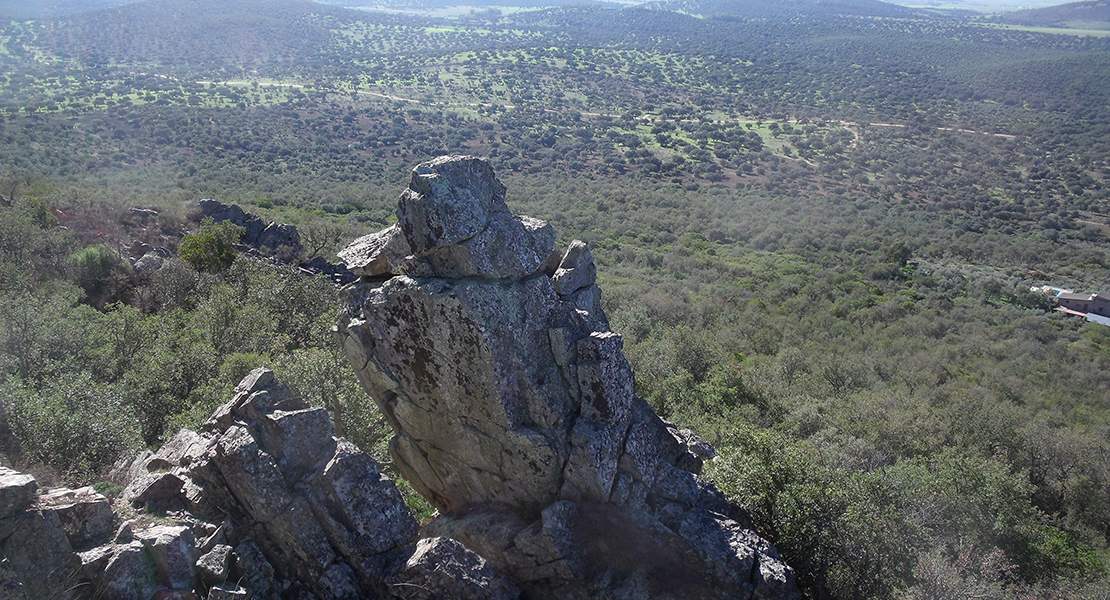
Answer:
337;155;799;600
0;370;434;600
387;536;520;600
0;500;82;599
337;223;412;278
39;485;114;549
0;467;36;519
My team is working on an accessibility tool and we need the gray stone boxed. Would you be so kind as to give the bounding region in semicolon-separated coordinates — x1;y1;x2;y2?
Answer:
395;156;553;279
552;240;597;295
101;541;159;600
340;274;576;514
0;558;27;600
129;240;156;257
398;155;507;252
121;471;184;510
0;467;36;519
196;543;232;587
147;429;213;472
338;224;412;277
230;541;278;599
212;426;293;523
318;562;359;600
0;510;82;600
106;368;417;600
134;252;164;275
257;222;301;257
316;439;417;558
252;407;337;481
259;495;336;581
338;158;800;600
78;543;115;583
134;524;197;590
388;537;520;600
114;520;135;544
38;485;114;548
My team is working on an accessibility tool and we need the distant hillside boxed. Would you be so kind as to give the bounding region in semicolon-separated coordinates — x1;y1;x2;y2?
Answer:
34;0;367;71
312;0;610;7
644;0;931;19
994;0;1110;28
0;0;136;20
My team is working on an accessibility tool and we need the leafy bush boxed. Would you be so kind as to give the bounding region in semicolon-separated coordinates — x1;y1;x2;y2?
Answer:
70;244;133;307
2;373;142;481
179;219;244;273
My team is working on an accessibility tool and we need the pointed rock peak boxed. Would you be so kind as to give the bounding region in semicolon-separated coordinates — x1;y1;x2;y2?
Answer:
399;155;508;253
337;159;800;599
339;155;555;280
552;239;597;296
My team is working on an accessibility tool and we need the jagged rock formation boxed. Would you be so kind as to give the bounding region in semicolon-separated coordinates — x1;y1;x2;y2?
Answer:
111;367;422;599
198;199;304;259
194;199;355;284
337;155;799;600
1;370;519;600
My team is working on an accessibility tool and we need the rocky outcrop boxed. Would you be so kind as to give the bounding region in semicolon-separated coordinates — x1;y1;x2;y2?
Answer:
1;369;515;600
337;155;799;600
197;199;303;259
195;199;357;285
112;367;420;599
0;467;83;600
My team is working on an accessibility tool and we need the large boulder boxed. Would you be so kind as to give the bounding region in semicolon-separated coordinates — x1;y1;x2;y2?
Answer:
0;508;83;599
0;467;36;519
38;485;115;549
337;156;799;600
389;155;556;279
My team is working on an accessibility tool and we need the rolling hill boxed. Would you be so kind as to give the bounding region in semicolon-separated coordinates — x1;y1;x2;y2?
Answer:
994;0;1110;28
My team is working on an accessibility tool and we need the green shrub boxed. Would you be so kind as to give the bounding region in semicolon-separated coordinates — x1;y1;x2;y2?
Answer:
2;374;142;481
70;244;132;307
179;219;244;273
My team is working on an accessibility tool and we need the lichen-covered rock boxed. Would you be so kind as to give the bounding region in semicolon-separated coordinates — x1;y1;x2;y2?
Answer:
338;156;800;600
346;155;557;280
0;557;27;600
38;485;114;549
121;471;185;511
0;509;82;599
95;368;419;600
196;544;232;587
0;467;36;519
552;240;596;295
387;537;520;600
101;540;160;600
338;224;411;277
134;525;197;591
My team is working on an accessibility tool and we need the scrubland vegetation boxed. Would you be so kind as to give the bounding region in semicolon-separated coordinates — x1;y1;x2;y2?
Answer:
2;0;1110;597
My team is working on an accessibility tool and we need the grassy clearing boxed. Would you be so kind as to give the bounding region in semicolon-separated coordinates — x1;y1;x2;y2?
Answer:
983;23;1110;37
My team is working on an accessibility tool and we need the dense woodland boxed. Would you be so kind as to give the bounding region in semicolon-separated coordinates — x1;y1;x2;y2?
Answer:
3;0;1110;598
